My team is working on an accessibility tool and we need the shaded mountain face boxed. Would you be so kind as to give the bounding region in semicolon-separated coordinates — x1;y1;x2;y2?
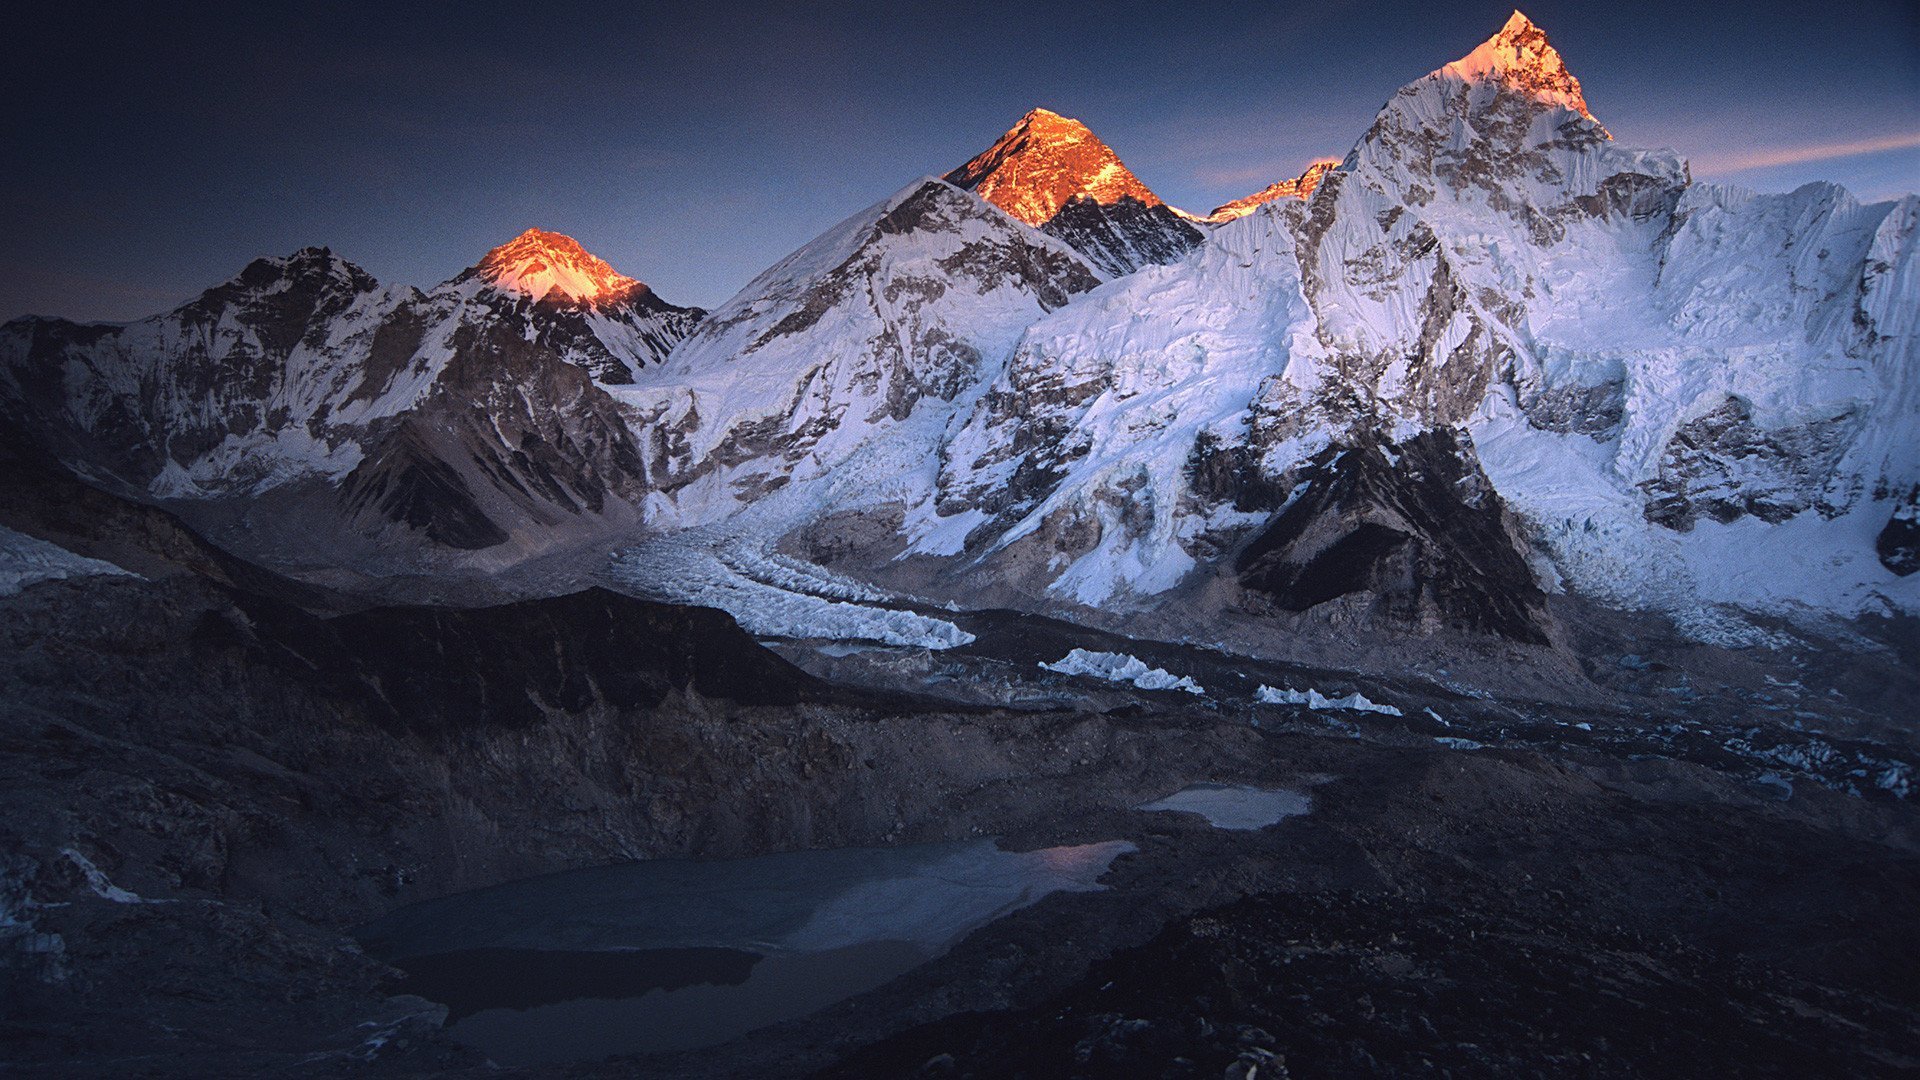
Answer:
0;248;397;495
945;109;1202;278
338;320;655;550
0;232;701;556
1233;431;1549;644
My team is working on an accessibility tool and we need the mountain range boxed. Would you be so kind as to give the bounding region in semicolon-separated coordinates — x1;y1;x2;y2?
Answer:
3;10;1914;644
6;12;1920;1075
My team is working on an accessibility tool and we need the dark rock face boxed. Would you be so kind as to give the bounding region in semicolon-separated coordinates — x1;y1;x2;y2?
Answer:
1640;397;1860;530
337;426;508;549
440;276;704;387
1183;430;1291;514
1235;430;1549;643
1878;487;1920;576
311;587;829;731
1519;378;1626;438
1040;195;1204;278
339;320;652;548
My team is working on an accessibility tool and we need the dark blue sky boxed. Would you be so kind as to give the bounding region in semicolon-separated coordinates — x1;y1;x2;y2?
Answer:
6;1;1916;321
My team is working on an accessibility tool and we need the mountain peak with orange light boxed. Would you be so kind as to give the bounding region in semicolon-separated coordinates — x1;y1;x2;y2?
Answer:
944;108;1166;227
1204;159;1341;223
474;227;646;305
1440;10;1601;128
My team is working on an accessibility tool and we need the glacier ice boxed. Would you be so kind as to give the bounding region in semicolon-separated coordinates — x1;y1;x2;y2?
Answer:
1039;649;1204;694
1255;685;1402;716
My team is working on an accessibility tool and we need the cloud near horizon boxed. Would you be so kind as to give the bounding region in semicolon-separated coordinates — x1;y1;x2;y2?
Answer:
1691;132;1920;175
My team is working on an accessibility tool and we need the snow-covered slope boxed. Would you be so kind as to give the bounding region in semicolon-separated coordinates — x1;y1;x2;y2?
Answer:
945;109;1203;278
0;525;135;595
898;10;1920;630
924;202;1320;604
612;177;1100;530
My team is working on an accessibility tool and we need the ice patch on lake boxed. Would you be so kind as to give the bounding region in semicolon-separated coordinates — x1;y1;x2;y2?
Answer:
0;528;134;596
1256;685;1401;715
1138;784;1311;830
1040;649;1203;694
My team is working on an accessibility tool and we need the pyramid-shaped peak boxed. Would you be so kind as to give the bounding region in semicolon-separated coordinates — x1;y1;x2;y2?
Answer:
945;108;1163;226
475;227;643;304
1440;10;1599;126
1015;108;1091;135
1499;9;1540;36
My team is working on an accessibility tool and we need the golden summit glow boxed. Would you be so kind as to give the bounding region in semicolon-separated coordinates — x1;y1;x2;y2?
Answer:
476;228;645;304
944;108;1164;226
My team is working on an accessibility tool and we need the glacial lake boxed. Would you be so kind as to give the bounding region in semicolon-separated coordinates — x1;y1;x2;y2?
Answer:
355;838;1134;1065
1138;782;1312;830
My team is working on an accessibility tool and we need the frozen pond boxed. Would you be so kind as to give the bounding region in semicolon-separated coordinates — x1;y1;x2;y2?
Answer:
1138;783;1311;830
355;838;1133;1064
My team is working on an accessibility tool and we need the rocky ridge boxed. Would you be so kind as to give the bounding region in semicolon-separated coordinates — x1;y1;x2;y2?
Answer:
1202;159;1339;223
0;231;703;557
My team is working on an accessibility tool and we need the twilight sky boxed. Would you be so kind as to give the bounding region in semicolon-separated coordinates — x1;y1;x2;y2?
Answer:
6;0;1916;321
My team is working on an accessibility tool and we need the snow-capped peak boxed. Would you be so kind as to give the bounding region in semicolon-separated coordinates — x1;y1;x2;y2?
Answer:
474;228;644;304
1203;159;1340;223
944;107;1165;226
1439;10;1601;127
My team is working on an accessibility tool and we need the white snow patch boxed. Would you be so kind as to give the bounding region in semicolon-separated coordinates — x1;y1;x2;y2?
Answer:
1040;649;1204;694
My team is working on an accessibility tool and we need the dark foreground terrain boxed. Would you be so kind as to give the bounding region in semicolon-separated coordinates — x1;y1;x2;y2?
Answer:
1;452;1916;1078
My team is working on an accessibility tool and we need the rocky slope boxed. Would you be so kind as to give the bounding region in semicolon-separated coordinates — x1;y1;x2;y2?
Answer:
5;450;1915;1078
0;457;1288;1076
